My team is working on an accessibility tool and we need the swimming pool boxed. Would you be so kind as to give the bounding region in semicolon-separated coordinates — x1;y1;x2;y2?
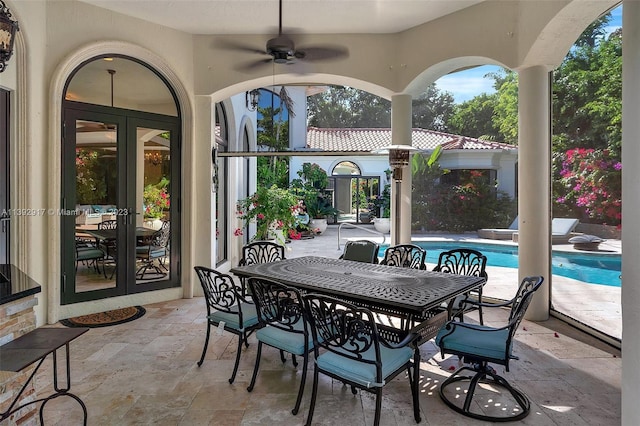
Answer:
379;241;621;287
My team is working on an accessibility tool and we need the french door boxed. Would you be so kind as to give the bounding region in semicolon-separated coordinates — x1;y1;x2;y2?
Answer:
61;103;180;304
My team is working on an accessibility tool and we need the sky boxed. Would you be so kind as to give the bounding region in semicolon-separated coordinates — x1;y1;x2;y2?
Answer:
436;4;623;104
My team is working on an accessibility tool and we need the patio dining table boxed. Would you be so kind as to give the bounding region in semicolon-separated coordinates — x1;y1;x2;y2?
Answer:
230;255;486;345
75;226;158;245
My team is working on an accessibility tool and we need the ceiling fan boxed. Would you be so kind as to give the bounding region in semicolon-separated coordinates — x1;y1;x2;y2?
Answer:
218;0;349;72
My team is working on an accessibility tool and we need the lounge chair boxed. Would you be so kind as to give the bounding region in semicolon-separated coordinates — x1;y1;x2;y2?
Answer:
511;218;580;243
477;217;518;240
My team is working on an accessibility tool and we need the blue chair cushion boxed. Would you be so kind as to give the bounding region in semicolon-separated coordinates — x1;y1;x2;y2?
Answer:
208;302;259;331
255;319;311;355
77;248;104;261
316;345;413;388
435;324;510;362
136;246;166;258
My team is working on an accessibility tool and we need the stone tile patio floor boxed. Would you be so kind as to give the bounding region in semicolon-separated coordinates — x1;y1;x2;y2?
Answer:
36;225;621;425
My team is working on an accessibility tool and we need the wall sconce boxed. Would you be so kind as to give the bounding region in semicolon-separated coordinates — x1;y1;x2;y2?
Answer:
245;89;260;111
0;0;19;73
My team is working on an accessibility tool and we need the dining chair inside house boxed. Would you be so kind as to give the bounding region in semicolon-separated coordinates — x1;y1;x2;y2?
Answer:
98;219;118;279
435;275;544;422
303;293;421;426
135;220;170;279
194;266;260;384
238;241;286;295
379;244;427;269
339;239;380;263
433;248;489;324
246;277;312;416
75;237;104;274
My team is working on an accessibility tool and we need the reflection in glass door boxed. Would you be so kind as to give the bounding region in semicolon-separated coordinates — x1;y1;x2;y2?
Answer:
135;123;173;288
70;114;122;299
62;107;180;304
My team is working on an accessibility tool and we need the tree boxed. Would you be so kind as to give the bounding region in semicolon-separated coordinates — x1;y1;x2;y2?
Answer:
256;98;291;188
411;84;455;131
491;70;519;144
552;27;621;156
307;84;454;130
448;93;500;140
307;86;391;128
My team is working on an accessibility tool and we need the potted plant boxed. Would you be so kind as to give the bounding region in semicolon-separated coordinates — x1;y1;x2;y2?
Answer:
291;162;338;234
369;183;391;233
305;193;339;234
143;178;170;229
236;185;301;244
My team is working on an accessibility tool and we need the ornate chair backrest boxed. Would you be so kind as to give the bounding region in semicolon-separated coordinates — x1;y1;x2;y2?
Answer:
98;220;117;230
239;241;286;266
341;240;379;263
194;266;243;319
507;275;544;337
380;244;426;269
304;294;382;376
151;221;171;248
433;248;488;279
247;277;306;335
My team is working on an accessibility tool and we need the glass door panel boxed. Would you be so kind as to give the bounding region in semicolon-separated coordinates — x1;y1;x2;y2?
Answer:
128;117;179;294
63;110;126;304
135;125;172;287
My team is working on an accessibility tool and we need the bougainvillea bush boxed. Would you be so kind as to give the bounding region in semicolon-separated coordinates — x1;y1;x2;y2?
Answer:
553;148;621;226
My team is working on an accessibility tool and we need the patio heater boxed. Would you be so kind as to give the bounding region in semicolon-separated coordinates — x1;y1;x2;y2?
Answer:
0;0;19;73
372;145;419;243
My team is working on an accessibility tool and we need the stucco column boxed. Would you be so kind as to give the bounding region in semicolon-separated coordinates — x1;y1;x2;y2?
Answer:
391;94;412;245
622;1;640;424
193;96;215;271
517;66;551;321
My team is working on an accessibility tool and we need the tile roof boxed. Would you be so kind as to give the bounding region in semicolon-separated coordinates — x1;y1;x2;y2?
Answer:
305;127;516;152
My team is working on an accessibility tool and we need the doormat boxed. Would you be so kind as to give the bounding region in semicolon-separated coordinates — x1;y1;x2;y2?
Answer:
60;306;146;328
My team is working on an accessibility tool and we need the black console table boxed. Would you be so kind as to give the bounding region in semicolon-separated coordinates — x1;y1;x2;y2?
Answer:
0;327;89;425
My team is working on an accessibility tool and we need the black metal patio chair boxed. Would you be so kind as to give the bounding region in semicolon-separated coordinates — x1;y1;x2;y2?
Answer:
246;277;312;416
194;266;260;384
435;275;544;422
433;248;488;324
135;220;170;279
237;241;286;295
339;239;379;263
379;243;426;269
303;293;421;426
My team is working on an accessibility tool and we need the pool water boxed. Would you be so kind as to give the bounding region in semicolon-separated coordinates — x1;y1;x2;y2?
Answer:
379;241;621;287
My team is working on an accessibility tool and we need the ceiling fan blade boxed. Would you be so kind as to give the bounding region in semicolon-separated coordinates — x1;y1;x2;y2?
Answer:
296;45;349;62
214;38;267;55
235;58;274;73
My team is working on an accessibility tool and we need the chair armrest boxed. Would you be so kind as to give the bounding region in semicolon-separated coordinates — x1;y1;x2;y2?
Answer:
462;297;512;309
377;326;419;349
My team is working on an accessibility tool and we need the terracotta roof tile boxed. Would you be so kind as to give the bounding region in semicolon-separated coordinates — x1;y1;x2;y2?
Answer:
305;127;516;152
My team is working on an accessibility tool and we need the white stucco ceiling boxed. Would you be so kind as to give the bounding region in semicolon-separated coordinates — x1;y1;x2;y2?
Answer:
77;0;486;35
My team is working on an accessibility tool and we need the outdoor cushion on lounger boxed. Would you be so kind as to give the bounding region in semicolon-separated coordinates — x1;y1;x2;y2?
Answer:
511;218;580;243
477;217;518;240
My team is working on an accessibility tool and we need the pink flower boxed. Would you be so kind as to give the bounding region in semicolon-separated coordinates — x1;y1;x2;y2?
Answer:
257;213;265;220
233;228;243;236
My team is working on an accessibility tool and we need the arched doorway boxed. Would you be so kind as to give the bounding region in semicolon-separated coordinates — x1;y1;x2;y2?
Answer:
331;161;379;224
61;56;182;304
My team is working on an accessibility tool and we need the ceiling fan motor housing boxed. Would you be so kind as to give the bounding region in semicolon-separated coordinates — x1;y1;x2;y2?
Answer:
267;36;295;63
